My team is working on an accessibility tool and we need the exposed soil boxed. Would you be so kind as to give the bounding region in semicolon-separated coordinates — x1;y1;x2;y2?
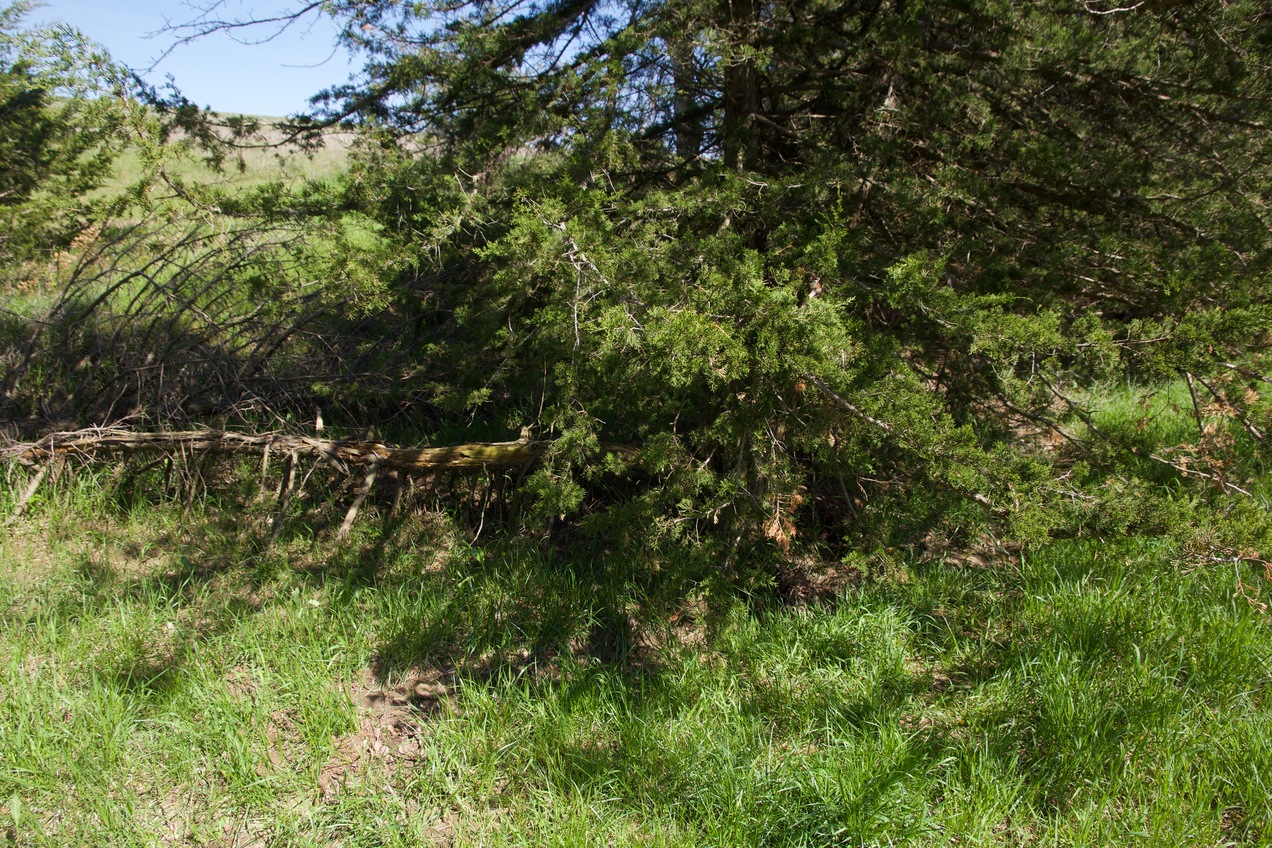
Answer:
320;668;456;804
775;553;864;606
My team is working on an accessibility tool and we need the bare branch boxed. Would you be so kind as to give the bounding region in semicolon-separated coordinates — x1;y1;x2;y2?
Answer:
145;2;330;72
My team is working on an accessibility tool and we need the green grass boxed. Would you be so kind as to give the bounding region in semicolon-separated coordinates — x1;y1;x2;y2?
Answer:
99;120;355;199
2;464;1270;846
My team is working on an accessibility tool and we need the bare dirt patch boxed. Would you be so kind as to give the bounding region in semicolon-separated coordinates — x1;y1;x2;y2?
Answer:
224;665;260;702
319;668;457;803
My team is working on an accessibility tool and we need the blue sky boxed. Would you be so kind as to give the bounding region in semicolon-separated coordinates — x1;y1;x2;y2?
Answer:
35;1;358;117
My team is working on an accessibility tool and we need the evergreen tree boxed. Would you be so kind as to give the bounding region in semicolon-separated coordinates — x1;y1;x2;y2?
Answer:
0;2;131;268
167;1;1272;550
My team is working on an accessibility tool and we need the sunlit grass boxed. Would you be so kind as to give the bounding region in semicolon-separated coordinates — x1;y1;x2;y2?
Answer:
97;118;355;200
2;461;1269;845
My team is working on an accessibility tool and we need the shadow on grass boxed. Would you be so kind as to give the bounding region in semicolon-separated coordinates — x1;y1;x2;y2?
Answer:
21;494;1267;843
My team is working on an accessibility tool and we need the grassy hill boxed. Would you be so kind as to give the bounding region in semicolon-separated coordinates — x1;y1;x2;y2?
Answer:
102;118;357;197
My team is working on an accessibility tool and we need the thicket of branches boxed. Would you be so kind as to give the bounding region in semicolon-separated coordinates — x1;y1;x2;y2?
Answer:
2;0;1270;560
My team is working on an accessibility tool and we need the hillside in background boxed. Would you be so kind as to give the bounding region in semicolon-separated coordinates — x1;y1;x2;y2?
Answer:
102;119;356;195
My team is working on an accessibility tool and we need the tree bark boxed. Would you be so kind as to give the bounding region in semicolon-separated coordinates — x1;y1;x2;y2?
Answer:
721;0;761;170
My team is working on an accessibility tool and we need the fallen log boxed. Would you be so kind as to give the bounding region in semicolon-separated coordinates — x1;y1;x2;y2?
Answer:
2;427;636;473
2;428;639;537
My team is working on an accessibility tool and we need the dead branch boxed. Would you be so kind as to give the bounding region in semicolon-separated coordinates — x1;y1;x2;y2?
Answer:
4;461;50;526
1147;452;1254;497
3;427;636;475
1192;372;1265;442
268;449;298;545
338;459;381;540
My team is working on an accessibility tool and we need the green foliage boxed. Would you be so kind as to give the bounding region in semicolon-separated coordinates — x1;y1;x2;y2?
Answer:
5;0;1271;555
0;3;134;269
250;0;1271;550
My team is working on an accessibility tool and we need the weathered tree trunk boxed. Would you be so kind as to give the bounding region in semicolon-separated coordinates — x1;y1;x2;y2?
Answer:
3;428;635;474
670;39;704;163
